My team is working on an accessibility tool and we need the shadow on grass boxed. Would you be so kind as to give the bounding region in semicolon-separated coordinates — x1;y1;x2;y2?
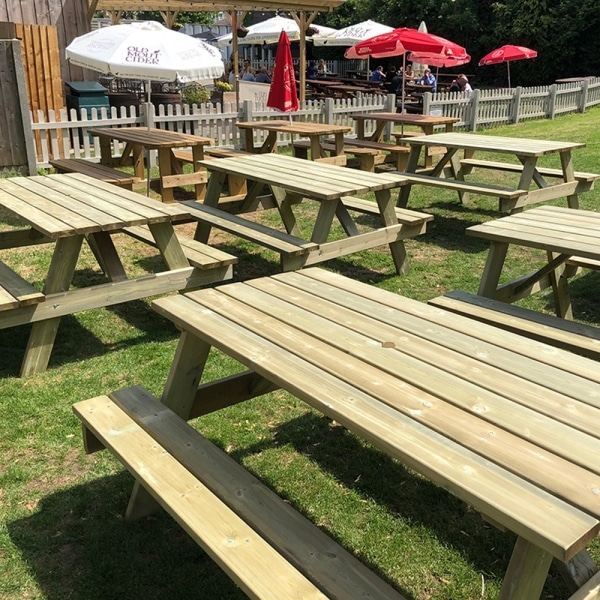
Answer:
0;297;180;379
229;411;572;599
7;472;246;600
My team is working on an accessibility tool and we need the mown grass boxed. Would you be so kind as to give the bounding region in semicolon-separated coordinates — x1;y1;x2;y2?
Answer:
2;107;600;599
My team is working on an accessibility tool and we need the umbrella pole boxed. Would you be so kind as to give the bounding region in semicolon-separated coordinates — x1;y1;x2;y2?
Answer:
507;62;511;88
146;79;152;197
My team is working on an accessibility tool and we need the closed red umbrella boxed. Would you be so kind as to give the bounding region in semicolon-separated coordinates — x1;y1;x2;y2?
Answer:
267;30;298;120
478;45;537;88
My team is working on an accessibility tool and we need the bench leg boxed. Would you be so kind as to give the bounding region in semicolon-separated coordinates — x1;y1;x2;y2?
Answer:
124;331;211;520
554;549;599;595
498;537;553;600
21;235;83;376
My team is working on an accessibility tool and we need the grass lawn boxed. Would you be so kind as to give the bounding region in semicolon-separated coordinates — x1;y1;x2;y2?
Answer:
2;106;600;599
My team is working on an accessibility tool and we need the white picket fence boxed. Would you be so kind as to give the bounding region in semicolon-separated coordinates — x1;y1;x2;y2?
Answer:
31;78;600;169
424;78;600;130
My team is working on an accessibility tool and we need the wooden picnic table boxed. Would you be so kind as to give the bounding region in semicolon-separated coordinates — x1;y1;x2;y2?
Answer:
466;205;600;319
186;153;432;274
397;132;598;212
127;267;600;599
88;126;212;203
0;173;234;376
351;112;460;142
236;120;352;164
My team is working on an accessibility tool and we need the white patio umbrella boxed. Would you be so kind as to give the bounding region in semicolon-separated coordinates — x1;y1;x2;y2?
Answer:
66;21;224;116
216;16;336;47
312;19;393;47
312;20;393;79
66;21;224;195
410;21;428;77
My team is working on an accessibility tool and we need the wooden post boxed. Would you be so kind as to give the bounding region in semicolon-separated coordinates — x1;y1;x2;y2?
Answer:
468;88;480;131
0;39;36;175
511;86;522;124
579;80;589;113
548;83;557;119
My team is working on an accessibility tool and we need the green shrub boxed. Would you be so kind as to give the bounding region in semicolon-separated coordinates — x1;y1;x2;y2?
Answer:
181;83;211;105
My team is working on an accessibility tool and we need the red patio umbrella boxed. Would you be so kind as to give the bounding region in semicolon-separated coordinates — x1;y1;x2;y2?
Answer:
408;51;471;69
267;30;298;121
344;28;467;60
345;28;467;113
478;45;537;88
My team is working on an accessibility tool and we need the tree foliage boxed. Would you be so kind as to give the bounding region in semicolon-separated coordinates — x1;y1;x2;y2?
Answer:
319;0;600;86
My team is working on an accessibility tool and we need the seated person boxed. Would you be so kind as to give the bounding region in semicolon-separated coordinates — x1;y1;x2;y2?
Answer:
448;78;461;92
370;65;385;82
307;61;318;80
384;65;397;87
448;74;472;93
241;69;256;82
457;74;473;93
416;68;436;92
389;71;404;95
255;66;272;84
317;58;328;77
404;63;415;79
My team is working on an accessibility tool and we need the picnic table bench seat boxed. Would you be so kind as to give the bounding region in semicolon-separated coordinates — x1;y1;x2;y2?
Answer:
73;387;405;600
49;158;136;190
394;171;530;213
0;260;45;311
460;158;600;184
341;138;409;171
292;139;377;171
172;147;252;164
120;225;238;270
428;290;600;361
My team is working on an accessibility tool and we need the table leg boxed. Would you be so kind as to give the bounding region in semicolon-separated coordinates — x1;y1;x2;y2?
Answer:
128;143;145;181
311;200;337;244
148;222;189;270
97;137;114;166
193;172;227;243
560;151;580;209
310;135;323;160
86;231;127;281
498;536;552;600
272;187;302;237
157;147;174;203
20;235;83;376
548;250;573;319
376;188;409;275
478;241;509;298
192;145;207;201
125;330;212;520
397;145;422;207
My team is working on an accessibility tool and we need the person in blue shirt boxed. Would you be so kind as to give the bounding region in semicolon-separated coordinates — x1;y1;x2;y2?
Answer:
370;66;384;82
416;68;436;92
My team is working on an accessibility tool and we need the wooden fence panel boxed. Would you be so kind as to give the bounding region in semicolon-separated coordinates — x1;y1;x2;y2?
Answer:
0;39;36;174
0;22;65;116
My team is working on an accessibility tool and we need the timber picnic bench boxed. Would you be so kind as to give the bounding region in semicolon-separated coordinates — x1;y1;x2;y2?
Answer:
466;205;600;320
88;126;212;203
0;173;236;376
73;268;600;599
185;153;433;274
397;132;599;213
